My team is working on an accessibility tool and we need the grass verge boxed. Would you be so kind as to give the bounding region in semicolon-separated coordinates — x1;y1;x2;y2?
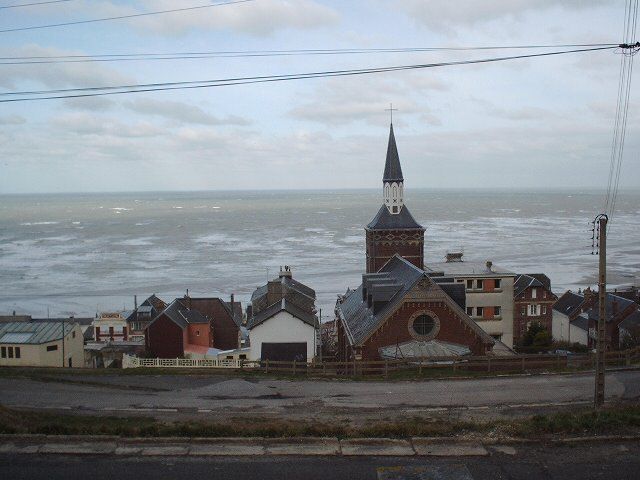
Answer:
2;404;640;439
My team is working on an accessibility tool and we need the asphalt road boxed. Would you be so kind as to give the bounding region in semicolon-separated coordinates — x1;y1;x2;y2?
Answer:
1;441;639;480
1;370;639;421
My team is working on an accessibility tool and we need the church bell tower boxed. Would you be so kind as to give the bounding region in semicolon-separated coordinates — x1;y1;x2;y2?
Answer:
365;123;425;273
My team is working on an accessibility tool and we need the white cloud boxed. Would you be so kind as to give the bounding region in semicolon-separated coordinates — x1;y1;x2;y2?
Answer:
396;0;611;32
289;74;447;126
0;44;133;90
0;114;25;125
131;0;340;37
124;97;250;126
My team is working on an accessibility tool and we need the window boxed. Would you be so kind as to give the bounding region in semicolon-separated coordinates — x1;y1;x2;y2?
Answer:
47;345;58;352
8;347;13;358
476;307;484;317
72;331;76;339
412;314;436;336
239;354;247;360
528;304;540;316
466;307;473;316
15;347;20;359
476;279;484;289
495;279;502;289
226;355;234;360
542;306;547;314
531;288;537;299
466;279;473;289
1;347;5;358
543;291;547;299
392;206;398;213
196;330;200;336
521;306;526;316
494;306;501;316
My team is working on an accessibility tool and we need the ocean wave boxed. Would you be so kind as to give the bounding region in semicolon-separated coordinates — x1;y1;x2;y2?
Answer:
20;221;59;226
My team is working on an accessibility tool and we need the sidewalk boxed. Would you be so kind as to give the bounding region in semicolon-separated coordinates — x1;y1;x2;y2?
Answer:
2;434;638;457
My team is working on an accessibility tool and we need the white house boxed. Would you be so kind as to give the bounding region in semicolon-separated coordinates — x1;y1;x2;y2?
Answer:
247;299;319;363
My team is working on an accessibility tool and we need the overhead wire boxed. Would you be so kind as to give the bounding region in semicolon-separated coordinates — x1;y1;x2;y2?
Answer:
0;0;72;9
0;43;620;65
0;45;617;103
605;0;638;225
0;0;254;33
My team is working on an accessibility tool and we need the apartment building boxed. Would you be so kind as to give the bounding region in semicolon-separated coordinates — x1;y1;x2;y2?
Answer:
427;253;516;347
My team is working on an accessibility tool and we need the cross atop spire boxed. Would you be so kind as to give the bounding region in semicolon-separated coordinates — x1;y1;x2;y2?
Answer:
385;103;398;124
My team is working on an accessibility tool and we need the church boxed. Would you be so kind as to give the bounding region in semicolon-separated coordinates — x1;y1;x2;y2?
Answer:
335;123;495;362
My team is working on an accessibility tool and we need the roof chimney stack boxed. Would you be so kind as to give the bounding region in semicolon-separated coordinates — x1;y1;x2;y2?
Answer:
486;261;493;271
279;265;293;279
446;252;464;263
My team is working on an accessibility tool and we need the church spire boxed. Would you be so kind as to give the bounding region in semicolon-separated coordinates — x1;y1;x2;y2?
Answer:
383;123;403;183
382;123;404;215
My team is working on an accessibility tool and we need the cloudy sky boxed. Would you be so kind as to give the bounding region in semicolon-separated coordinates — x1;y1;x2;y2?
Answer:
0;0;637;193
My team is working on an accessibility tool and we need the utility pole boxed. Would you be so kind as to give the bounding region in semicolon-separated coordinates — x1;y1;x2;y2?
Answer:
594;214;608;408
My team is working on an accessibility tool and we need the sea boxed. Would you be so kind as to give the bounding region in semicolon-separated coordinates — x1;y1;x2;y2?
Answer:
0;189;638;321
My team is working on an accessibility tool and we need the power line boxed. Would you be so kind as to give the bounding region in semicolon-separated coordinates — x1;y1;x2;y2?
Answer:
0;0;254;33
0;0;72;9
604;0;638;224
0;43;620;65
0;46;616;103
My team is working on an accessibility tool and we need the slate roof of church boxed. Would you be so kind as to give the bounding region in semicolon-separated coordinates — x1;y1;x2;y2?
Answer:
336;254;493;346
383;123;403;182
366;204;424;230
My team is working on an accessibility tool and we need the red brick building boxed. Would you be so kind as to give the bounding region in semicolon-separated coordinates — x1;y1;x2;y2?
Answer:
145;298;211;358
183;296;242;351
336;255;495;361
512;274;557;345
365;123;425;273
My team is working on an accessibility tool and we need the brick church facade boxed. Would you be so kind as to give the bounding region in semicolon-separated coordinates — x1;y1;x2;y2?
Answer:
335;123;495;362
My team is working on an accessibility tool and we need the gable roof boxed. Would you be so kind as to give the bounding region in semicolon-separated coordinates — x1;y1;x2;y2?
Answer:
336;254;493;346
148;299;209;330
620;310;640;332
553;291;585;316
247;298;318;330
514;274;553;297
0;321;76;344
366;204;424;230
383;123;403;183
583;293;636;324
142;294;167;312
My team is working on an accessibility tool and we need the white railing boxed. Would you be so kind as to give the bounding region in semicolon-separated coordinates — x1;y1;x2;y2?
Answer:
122;354;248;369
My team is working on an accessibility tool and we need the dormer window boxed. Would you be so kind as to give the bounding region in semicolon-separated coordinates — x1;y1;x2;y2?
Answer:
392;206;398;213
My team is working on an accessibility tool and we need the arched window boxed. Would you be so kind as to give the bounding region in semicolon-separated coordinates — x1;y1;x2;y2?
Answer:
393;185;397;198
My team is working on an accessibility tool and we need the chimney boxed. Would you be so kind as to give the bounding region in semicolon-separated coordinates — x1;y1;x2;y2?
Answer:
486;261;493;271
230;293;235;313
445;252;464;263
12;310;16;316
279;265;293;279
134;295;138;310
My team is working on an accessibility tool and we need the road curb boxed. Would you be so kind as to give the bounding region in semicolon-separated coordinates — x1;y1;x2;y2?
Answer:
1;434;639;456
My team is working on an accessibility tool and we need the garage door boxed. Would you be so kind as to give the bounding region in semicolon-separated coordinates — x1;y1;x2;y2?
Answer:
261;342;307;362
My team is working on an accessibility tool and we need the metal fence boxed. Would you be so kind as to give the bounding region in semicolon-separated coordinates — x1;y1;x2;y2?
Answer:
123;347;640;376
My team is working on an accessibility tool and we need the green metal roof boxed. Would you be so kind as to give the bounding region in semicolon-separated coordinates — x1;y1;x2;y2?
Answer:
0;321;75;344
